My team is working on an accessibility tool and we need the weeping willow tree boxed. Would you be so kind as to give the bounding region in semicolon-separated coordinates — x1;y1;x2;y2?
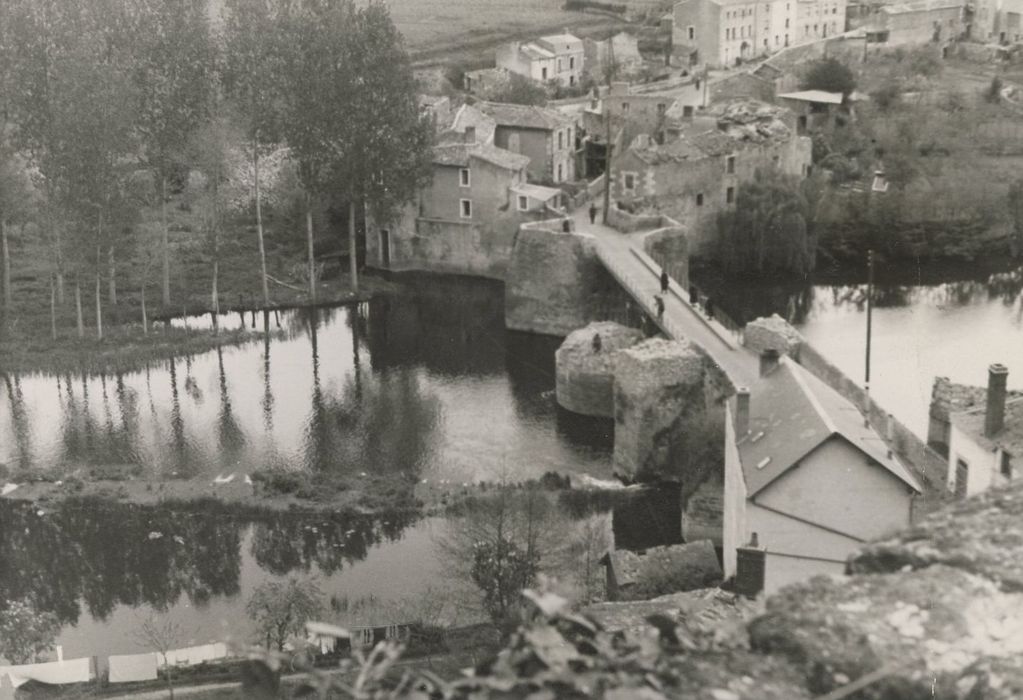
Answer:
715;171;817;276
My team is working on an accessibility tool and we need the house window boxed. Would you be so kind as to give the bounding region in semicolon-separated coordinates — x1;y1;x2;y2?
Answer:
558;130;564;149
570;75;575;86
557;163;564;181
570;56;575;69
726;186;735;203
688;26;695;40
517;195;528;211
542;67;548;80
1001;451;1013;479
622;102;630;113
696;193;704;206
557;58;562;71
726;155;735;174
683;105;694;117
623;172;636;191
657;102;667;114
785;18;789;27
460;199;472;218
459;168;470;187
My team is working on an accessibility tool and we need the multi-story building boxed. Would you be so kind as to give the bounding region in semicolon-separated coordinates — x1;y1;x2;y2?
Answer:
477;101;577;183
364;129;564;279
496;32;585;87
973;0;1023;42
610;99;812;249
673;0;848;68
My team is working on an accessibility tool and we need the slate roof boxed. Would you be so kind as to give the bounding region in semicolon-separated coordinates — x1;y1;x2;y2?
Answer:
951;396;1023;459
431;142;529;171
477;101;570;131
738;357;922;497
778;90;844;105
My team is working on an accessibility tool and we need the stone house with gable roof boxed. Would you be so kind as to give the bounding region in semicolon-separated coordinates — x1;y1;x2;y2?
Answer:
496;32;585;87
477;101;577;184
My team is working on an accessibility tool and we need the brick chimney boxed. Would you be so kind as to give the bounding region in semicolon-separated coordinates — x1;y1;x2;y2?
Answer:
759;349;780;377
985;363;1009;437
735;387;750;437
464;126;476;144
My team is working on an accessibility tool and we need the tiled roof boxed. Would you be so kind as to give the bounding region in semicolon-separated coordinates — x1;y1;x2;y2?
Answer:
478;101;570;131
689;130;740;156
952;397;1023;459
431;142;529;171
519;42;556;60
737;357;922;497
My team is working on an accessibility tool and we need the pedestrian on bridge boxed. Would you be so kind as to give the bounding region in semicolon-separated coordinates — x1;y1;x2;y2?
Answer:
589;202;598;224
654;294;665;323
659;269;669;295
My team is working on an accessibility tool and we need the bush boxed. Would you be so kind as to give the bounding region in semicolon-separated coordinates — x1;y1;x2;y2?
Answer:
801;57;856;97
563;0;627;13
986;75;1003;103
872;82;902;112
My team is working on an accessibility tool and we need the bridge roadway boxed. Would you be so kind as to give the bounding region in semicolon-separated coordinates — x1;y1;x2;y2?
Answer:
570;200;759;390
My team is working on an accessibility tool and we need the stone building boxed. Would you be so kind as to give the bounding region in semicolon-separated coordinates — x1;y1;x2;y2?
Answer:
946;364;1023;499
610;99;812;249
583;33;645;83
672;0;848;68
601;81;709;147
972;0;1023;43
496;32;585;87
477;101;578;184
851;0;965;46
723;352;922;595
364;131;563;279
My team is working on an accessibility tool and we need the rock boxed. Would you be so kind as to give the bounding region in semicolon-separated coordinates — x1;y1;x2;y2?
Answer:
612;338;707;482
849;479;1023;592
556;322;644;417
603;540;723;601
749;565;1023;699
742;315;803;358
584;588;760;640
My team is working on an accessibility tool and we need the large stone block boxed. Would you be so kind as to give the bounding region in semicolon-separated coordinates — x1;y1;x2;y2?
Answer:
613;338;707;482
743;314;803;357
555;321;644;417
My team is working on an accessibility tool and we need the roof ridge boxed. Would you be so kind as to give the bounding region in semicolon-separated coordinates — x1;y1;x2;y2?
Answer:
785;357;839;435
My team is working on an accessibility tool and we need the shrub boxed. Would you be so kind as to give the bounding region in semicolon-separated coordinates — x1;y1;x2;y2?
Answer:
801;57;856;97
986;75;1003;103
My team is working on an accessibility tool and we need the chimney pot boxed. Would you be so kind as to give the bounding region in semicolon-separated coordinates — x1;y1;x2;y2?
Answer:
735;386;751;437
759;349;780;377
985;363;1009;437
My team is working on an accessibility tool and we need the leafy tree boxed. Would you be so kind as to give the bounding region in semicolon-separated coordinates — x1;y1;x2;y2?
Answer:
485;73;549;106
127;0;216;308
221;0;285;309
800;57;856;98
0;599;61;664
986;75;1003;103
246;577;324;652
276;0;432;298
715;171;815;276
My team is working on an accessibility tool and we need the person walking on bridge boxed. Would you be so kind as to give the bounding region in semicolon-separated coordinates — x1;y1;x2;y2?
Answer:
659;269;669;295
589;202;598;225
654;294;665;323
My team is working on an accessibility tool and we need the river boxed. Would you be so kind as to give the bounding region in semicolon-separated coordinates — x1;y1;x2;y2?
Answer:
699;262;1023;437
0;274;682;662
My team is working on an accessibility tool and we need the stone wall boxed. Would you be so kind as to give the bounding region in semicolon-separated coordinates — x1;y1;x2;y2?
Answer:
681;467;724;545
505;222;633;336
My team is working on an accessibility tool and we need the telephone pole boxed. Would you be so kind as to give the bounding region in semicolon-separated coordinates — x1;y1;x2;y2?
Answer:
601;30;616;225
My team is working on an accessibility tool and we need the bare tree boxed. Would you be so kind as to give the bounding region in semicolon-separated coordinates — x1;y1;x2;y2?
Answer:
134;613;186;700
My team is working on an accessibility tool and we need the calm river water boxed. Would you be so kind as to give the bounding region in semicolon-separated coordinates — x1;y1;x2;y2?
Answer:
701;262;1023;436
0;274;684;661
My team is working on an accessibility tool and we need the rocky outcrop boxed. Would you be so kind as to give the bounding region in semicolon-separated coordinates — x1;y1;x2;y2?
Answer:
742;314;803;357
583;588;761;638
612;338;707;482
556;322;643;418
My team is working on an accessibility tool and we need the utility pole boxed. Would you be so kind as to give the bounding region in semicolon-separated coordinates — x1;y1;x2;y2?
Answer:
864;248;874;396
602;30;616;225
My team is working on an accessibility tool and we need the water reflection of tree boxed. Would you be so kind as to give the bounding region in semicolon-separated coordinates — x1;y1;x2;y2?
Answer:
0;500;243;626
301;307;441;477
2;373;33;471
215;346;246;463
